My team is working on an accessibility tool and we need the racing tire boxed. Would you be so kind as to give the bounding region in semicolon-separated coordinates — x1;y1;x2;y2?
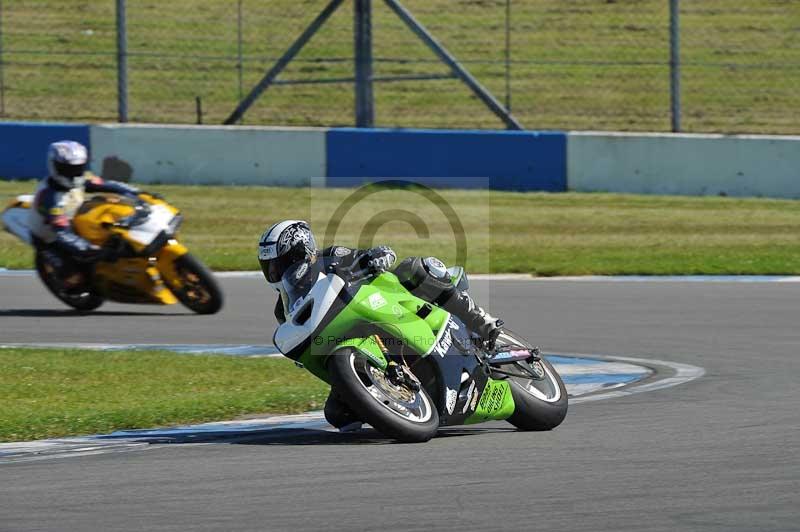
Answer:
328;349;439;443
164;253;223;315
506;356;568;431
35;251;104;312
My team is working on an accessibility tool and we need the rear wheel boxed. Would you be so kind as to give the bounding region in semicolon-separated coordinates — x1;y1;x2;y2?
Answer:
328;349;439;442
492;330;568;431
162;253;223;314
35;251;104;312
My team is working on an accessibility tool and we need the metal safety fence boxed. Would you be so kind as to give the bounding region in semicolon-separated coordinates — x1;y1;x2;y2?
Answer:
0;0;797;134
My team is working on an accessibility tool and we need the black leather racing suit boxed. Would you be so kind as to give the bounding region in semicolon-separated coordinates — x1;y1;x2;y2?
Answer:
30;175;141;258
29;175;141;280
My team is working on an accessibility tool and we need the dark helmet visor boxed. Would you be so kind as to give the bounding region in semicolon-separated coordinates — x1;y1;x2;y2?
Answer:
260;252;296;284
54;160;86;178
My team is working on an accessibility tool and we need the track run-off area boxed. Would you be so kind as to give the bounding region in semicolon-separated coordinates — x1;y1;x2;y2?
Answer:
1;272;799;531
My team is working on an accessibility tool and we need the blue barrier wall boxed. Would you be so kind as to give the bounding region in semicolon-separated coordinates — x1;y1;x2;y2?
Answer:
0;122;91;179
326;128;567;191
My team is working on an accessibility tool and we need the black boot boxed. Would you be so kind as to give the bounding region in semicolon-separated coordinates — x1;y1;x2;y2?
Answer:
441;290;504;345
324;390;362;432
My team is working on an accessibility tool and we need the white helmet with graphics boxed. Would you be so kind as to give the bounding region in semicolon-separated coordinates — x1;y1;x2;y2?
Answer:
47;140;88;189
258;220;318;290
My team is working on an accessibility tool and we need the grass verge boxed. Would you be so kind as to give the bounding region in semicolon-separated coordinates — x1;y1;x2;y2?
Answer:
3;0;799;133
0;348;328;443
2;181;800;275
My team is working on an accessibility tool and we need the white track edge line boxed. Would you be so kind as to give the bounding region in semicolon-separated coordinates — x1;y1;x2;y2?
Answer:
568;355;705;404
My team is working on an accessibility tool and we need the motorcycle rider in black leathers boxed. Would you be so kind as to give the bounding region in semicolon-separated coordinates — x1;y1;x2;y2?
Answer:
29;140;142;289
258;220;503;430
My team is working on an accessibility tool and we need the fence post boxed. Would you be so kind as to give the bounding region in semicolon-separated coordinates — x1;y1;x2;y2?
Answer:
224;0;345;125
383;0;523;130
354;0;374;127
0;0;5;117
669;0;681;132
505;0;511;112
116;0;128;122
237;0;244;123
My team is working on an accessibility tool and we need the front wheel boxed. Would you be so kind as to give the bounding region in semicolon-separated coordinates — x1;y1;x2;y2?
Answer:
162;253;223;314
328;349;439;443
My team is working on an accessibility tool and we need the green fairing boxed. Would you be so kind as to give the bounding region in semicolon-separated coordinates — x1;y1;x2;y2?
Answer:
464;379;516;424
297;272;450;383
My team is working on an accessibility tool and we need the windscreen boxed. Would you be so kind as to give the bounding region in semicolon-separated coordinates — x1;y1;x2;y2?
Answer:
281;259;324;312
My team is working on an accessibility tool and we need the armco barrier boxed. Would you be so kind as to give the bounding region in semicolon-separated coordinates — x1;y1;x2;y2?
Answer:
326;128;567;191
89;124;327;186
0;122;90;180
568;131;800;199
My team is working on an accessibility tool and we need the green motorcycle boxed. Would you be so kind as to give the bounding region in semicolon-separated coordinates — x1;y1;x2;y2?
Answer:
274;259;568;443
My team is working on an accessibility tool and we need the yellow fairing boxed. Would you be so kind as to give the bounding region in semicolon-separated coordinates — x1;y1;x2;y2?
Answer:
138;192;177;212
72;194;179;250
71;195;186;305
156;240;190;291
72;200;136;246
94;258;179;305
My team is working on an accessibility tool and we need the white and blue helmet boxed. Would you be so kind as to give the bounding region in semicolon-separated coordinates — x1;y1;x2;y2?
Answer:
258;220;318;289
47;140;88;189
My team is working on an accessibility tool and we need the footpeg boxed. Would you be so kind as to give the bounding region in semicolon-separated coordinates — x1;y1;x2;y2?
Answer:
489;346;541;364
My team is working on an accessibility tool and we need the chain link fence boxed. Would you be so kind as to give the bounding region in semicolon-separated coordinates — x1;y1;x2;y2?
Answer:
0;0;797;133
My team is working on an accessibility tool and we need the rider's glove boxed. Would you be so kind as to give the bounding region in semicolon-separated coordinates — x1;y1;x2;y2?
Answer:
367;246;396;273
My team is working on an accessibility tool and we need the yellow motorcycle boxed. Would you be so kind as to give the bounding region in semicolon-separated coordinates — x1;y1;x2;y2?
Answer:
2;192;223;314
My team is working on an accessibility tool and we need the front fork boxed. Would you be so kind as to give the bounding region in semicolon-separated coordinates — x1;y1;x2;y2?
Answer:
155;239;190;290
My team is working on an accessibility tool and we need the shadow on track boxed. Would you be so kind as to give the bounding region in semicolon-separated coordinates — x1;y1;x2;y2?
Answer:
235;426;518;446
0;309;189;317
95;426;518;447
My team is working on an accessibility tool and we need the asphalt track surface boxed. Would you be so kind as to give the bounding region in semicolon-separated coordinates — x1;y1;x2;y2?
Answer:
1;275;799;531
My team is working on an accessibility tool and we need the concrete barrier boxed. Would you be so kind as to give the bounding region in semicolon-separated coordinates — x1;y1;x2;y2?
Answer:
0;122;90;180
89;124;327;186
5;122;800;199
327;128;567;191
568;131;800;198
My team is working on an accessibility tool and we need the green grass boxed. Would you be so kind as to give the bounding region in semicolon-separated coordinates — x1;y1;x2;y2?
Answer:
3;181;800;275
0;348;329;442
1;0;798;133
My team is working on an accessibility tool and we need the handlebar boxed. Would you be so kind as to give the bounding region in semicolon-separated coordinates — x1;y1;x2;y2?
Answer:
336;260;377;284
